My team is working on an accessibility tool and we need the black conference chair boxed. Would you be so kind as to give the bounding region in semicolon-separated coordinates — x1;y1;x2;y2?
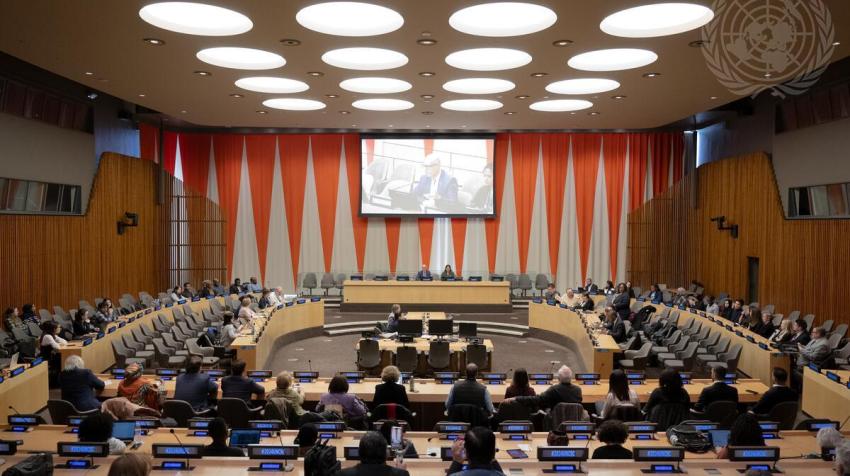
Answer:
47;399;97;425
395;346;418;374
428;341;451;372
357;339;382;372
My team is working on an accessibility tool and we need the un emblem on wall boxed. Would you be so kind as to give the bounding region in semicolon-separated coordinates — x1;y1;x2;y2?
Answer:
701;0;836;97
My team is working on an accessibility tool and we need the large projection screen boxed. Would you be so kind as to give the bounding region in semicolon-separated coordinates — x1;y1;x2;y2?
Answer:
360;136;495;217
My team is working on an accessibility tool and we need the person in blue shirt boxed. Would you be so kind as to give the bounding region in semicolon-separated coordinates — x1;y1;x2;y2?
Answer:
173;356;218;411
59;355;104;412
413;154;458;202
245;277;263;293
221;359;265;404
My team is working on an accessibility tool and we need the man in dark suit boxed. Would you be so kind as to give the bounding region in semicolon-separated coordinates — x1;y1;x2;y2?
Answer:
727;299;744;323
750;367;798;415
581;278;598;293
415;265;432;281
577;293;595;311
787;319;811;346
648;284;663;303
413;155;458;202
693;364;738;412
58;355;104;412
337;431;410;476
751;312;776;338
603;306;627;344
445;364;495;416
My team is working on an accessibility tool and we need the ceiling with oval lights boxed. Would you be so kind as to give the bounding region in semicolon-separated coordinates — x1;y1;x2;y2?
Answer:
3;0;847;130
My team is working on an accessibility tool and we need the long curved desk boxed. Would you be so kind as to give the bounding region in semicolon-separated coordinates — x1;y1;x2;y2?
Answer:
802;367;850;429
229;300;324;370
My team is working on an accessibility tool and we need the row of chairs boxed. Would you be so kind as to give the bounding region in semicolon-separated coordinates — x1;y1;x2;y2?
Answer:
357;339;490;374
301;272;560;297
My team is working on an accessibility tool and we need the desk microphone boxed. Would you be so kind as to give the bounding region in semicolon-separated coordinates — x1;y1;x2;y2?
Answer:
308;360;313;373
168;428;193;470
8;405;21;415
278;425;294;472
549;361;558;375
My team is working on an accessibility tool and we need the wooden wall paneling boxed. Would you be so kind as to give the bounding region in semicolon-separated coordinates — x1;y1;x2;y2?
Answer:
628;152;850;328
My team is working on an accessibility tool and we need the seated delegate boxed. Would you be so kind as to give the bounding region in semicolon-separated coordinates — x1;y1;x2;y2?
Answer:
373;365;410;409
221;359;265;403
59;355;104;412
202;417;246;457
445;364;495;417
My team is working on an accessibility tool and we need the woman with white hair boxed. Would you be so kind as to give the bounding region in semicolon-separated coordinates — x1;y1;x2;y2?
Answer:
59;355;104;412
836;440;850;476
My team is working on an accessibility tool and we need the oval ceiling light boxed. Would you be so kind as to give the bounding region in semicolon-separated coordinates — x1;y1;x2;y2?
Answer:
197;47;285;70
568;48;657;71
441;99;503;111
340;77;412;94
262;98;326;111
546;78;620;95
443;78;516;94
235;77;309;93
296;2;403;36
322;47;408;70
449;2;557;37
600;3;714;38
352;98;415;111
445;48;532;71
139;2;253;36
530;99;593;112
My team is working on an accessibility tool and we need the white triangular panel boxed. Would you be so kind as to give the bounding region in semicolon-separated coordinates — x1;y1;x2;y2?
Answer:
587;140;610;284
644;143;654;203
616;141;631;283
363;218;389;274
264;138;295;293
231;138;262;284
396;218;421;275
430;218;455;272
494;140;520;274
526;143;551;277
171;136;190;284
298;139;324;277
556;138;582;290
668;136;675;190
463;218;488;277
206;137;219;204
331;145;358;276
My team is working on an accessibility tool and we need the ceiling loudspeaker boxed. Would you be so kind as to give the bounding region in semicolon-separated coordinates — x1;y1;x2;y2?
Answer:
710;215;738;239
117;212;138;235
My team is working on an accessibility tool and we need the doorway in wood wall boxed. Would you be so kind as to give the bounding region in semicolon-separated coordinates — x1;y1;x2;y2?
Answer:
747;257;759;304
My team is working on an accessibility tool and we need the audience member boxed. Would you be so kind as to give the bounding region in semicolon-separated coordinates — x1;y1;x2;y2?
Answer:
316;375;368;418
92;301;113;328
750;367;797;415
237;297;257;321
602;306;627;343
199;280;215;298
693;365;738;412
294;423;318;457
386;304;402;333
817;427;845;450
507;365;582;412
643;369;690;418
221;359;265;403
445;363;495;416
228;278;243;295
582;278;598;293
752;312;775;338
705;296;720;314
59;355;104;412
212;279;226;296
559;289;579;307
117;363;163;411
716;413;765;459
182;282;196;299
245;277;263;293
798;326;830;368
373;365;410;409
598;370;639;419
3;307;27;335
504;368;535;398
79;412;126;454
267;371;306;419
108;453;151;476
788;319;811;346
379;420;418;459
770;319;793;344
592;420;633;459
169;286;184;303
728;300;744;323
336;431;409;476
448;427;503;476
543;283;560;302
258;288;274;309
220;312;241;348
577;293;594;311
603;280;615;295
202;417;245;457
612;283;630;321
40;321;67;371
20;304;39;324
72;309;98;337
836;441;850;476
173;356;218;411
648;284;662;303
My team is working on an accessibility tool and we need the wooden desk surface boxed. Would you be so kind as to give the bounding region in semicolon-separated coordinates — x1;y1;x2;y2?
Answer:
405;312;447;320
0;362;48;424
6;425;835;462
344;280;511;288
802;367;850;430
95;375;768;404
342;280;510;307
370;338;494;354
529;303;619;376
229;300;324;369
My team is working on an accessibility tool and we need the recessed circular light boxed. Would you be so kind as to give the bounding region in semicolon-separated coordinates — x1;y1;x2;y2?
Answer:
546;78;620;95
643;72;661;78
352;98;414;111
612;95;626;100
229;93;243;98
180;110;187;114
422;111;434;115
833;41;841;46
322;47;408;70
235;77;309;94
307;71;324;77
143;38;166;46
421;94;435;100
139;2;253;36
296;2;403;36
449;2;557;37
419;72;436;77
531;72;549;78
197;47;285;70
340;77;412;94
443;78;515;94
263;98;326;111
710;96;718;100
553;39;573;47
325;94;339;98
529;99;593;112
600;3;714;38
339;110;351;114
588;111;600;116
417;38;438;46
445;48;532;71
515;95;530;100
441;99;503;111
568;48;658;71
138;93;146;97
504;111;516;115
194;70;212;76
280;39;301;46
256;110;268;114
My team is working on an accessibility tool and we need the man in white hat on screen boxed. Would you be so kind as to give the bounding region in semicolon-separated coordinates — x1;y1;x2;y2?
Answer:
413;153;458;202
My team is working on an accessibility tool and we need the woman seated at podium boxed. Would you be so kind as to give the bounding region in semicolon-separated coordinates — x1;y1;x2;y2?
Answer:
441;264;456;280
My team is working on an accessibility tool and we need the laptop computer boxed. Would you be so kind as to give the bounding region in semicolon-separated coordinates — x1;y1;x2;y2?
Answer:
112;421;137;442
0;353;20;370
229;429;261;448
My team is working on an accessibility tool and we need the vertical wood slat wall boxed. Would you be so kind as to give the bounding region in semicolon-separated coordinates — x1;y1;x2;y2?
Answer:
627;152;850;326
0;153;224;314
